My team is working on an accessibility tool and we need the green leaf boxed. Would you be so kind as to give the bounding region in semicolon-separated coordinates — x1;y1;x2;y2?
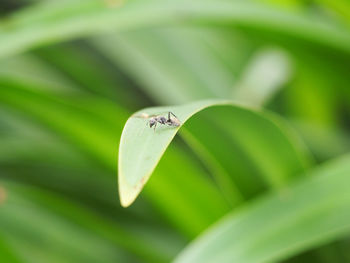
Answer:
91;28;248;104
33;43;146;109
0;180;169;263
0;235;22;263
174;154;350;263
315;0;350;22
0;110;187;257
179;105;311;204
118;100;310;207
1;0;350;59
232;47;292;106
291;120;350;162
0;78;230;238
119;99;227;206
144;145;231;237
0;77;127;169
0;53;79;91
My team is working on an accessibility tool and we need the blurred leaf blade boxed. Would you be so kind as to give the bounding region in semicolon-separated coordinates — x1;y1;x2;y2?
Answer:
0;233;22;263
144;146;231;237
0;77;127;168
0;79;230;238
180;105;311;203
1;0;350;59
1;0;350;262
91;28;242;104
0;180;168;263
0;53;79;92
174;154;350;263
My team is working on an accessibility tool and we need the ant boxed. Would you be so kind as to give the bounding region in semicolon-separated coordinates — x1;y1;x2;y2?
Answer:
147;112;181;131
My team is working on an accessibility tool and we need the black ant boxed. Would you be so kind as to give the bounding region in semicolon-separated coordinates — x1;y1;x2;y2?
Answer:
147;112;181;131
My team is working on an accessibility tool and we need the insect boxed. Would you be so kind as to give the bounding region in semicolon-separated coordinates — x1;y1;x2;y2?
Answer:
147;112;181;131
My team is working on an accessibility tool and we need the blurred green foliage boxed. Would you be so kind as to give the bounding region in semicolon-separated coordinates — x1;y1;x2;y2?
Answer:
0;0;350;262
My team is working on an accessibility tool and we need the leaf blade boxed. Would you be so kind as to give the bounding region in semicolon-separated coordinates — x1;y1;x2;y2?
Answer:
119;100;230;206
118;100;310;207
174;155;350;263
1;0;350;59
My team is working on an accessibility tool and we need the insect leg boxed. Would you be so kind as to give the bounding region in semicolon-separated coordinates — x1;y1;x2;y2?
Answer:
169;112;178;119
167;111;177;122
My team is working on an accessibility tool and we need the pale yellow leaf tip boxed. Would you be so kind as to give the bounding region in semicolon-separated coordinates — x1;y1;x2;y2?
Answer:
118;173;147;207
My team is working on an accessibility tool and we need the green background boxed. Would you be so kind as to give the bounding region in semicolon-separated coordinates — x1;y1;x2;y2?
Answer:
0;0;350;262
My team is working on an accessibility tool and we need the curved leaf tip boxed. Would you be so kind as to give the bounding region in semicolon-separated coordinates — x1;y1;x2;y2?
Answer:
118;99;309;207
118;100;231;207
